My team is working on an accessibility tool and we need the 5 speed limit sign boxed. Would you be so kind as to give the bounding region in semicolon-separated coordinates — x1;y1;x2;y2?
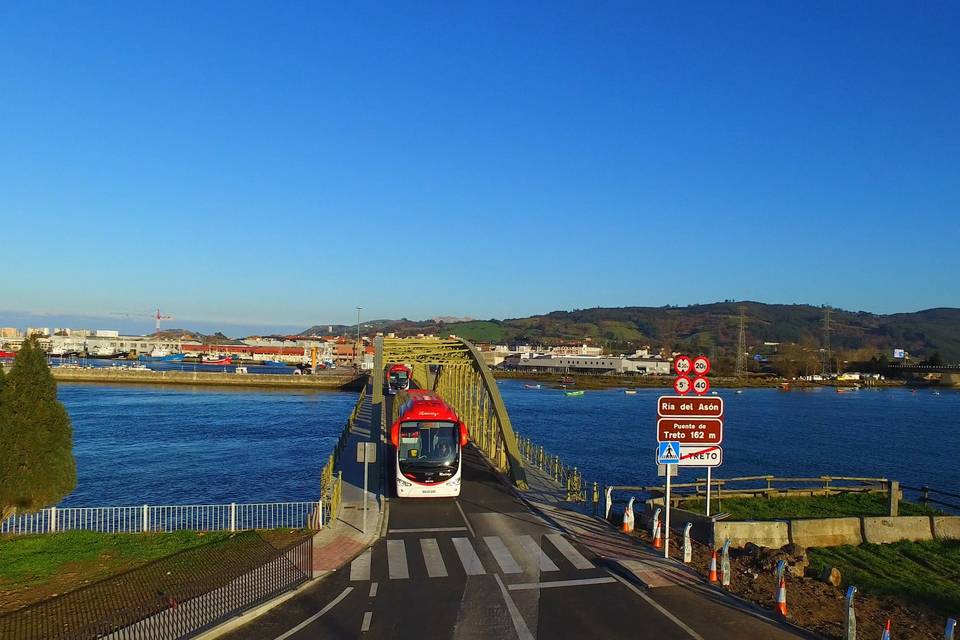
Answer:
693;356;711;376
674;375;691;395
674;356;692;376
692;376;710;395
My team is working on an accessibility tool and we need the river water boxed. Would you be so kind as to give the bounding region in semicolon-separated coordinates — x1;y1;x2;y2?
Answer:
55;381;959;507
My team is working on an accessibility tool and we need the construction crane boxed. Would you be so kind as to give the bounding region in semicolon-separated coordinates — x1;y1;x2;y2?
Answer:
110;308;175;334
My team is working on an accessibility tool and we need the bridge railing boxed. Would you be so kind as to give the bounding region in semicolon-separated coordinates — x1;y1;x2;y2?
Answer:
319;384;366;524
0;500;322;536
516;433;588;504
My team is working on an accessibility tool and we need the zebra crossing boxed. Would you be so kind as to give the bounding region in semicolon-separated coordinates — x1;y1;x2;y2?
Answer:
350;533;595;582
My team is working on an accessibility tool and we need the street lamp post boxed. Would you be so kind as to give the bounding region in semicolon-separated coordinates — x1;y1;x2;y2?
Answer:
356;306;363;369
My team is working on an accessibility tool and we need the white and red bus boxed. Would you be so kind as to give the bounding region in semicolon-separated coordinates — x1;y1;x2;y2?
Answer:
386;363;412;395
390;390;469;498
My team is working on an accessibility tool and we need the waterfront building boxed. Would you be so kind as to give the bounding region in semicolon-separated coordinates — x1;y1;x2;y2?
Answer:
513;354;671;375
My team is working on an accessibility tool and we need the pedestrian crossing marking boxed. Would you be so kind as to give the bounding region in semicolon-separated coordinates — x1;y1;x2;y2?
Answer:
452;537;486;575
420;538;448;578
387;539;409;579
517;535;559;572
350;548;371;582
484;536;522;574
545;534;594;570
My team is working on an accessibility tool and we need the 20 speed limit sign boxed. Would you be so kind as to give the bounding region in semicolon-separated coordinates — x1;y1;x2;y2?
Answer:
692;376;710;395
693;356;711;376
674;375;691;395
674;356;692;376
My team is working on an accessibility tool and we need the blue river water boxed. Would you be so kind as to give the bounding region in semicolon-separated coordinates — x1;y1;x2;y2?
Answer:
55;380;959;507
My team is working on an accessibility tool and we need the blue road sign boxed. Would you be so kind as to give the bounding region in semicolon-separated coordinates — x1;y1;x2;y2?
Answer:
657;441;681;464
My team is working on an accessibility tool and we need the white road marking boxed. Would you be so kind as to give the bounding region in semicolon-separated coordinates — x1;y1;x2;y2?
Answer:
485;536;522;574
368;582;378;597
455;500;477;537
420;538;449;578
361;611;373;632
545;533;594;570
388;526;467;534
507;577;616;591
350;549;371;581
517;535;559;572
452;537;486;575
494;574;535;640
608;571;705;640
387;539;409;579
271;587;353;640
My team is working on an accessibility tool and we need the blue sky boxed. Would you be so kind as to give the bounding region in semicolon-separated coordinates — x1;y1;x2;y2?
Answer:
1;1;957;332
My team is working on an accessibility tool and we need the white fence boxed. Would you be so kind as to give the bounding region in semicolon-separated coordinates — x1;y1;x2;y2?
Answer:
0;500;323;536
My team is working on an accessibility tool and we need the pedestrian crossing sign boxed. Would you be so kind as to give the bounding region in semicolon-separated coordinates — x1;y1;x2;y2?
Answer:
657;441;681;464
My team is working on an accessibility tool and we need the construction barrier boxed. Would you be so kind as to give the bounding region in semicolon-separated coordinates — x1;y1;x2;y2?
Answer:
845;586;857;640
622;497;635;534
708;550;718;583
682;523;692;563
775;577;788;618
945;617;956;640
653;522;662;550
720;539;731;587
881;619;891;640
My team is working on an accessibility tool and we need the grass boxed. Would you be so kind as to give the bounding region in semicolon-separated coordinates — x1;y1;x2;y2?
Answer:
809;539;960;616
678;492;938;520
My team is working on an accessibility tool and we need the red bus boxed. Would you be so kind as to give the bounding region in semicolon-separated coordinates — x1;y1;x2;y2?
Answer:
390;390;469;497
386;363;412;395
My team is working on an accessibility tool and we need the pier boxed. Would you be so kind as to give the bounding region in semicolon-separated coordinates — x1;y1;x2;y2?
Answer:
48;366;365;391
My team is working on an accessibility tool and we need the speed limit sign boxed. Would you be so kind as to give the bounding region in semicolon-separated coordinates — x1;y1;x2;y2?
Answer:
692;376;710;395
674;355;692;376
693;356;711;376
674;375;691;395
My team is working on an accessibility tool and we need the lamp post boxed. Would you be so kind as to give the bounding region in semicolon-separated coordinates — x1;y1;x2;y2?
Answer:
356;306;363;369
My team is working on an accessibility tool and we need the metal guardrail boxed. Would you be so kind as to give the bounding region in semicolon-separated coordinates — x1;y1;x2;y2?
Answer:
516;434;586;503
658;475;889;500
319;385;365;526
1;501;322;536
902;484;960;513
0;532;313;640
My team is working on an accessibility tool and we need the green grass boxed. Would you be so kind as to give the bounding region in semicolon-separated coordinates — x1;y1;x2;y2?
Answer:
679;492;938;520
809;539;960;615
444;321;507;343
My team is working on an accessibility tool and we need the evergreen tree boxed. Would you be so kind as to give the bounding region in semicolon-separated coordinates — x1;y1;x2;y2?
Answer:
0;338;76;521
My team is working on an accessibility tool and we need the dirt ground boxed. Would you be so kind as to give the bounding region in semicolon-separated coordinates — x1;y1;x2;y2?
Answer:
630;525;951;640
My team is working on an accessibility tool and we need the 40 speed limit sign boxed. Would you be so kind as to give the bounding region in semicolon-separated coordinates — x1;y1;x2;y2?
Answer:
692;376;710;395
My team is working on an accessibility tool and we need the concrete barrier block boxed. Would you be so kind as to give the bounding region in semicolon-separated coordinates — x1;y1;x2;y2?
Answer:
790;517;862;548
932;516;960;540
714;521;790;549
862;516;933;544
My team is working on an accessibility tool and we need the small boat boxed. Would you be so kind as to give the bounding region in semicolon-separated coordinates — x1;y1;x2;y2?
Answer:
560;376;575;385
262;360;287;367
836;387;857;394
0;350;16;358
202;355;233;365
138;352;186;362
624;389;637;395
735;390;743;395
565;390;585;397
523;384;542;390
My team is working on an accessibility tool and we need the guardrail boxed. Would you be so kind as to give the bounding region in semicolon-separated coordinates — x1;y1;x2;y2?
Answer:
0;501;322;536
319;384;366;525
0;532;313;640
902;484;960;513
514;433;609;517
658;475;889;501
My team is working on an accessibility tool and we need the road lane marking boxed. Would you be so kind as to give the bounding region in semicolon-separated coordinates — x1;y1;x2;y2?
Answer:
608;572;704;640
271;587;353;640
387;539;409;579
494;574;534;640
368;582;378;597
452;537;486;575
545;533;594;570
507;577;616;591
350;549;371;581
517;535;559;572
455;500;476;537
388;526;467;534
361;611;373;632
485;536;522;574
420;538;449;578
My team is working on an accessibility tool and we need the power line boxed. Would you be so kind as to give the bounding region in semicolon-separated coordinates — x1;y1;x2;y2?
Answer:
735;306;747;378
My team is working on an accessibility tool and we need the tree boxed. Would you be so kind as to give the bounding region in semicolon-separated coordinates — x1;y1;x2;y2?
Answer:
0;338;76;521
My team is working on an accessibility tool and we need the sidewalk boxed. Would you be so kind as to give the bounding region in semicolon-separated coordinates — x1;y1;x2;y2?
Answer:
312;382;386;575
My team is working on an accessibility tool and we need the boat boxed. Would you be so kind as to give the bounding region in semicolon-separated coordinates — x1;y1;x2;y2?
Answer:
735;390;743;395
202;355;233;365
523;384;542;390
560;376;575;385
565;390;585;397
262;360;287;367
835;387;858;394
0;350;16;358
624;389;637;395
139;352;186;362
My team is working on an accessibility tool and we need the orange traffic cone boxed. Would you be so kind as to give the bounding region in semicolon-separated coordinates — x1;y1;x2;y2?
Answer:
881;619;891;640
708;550;718;582
653;522;662;549
775;577;788;618
621;497;635;534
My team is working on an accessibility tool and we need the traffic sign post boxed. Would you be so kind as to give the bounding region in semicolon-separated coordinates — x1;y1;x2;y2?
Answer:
357;442;377;534
656;442;680;558
673;376;691;395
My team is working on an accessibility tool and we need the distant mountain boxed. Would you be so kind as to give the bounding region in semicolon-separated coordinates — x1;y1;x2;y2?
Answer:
153;329;245;345
298;303;960;362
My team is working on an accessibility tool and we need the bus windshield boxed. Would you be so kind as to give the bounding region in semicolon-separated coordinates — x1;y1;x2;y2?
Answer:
398;421;458;469
390;371;409;382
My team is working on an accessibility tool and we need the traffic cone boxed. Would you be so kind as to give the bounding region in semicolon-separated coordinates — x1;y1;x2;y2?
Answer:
653;522;662;549
621;497;635;534
708;550;718;582
881;619;891;640
775;577;788;618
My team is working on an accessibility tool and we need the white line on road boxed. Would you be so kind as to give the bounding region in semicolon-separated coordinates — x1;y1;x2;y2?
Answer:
455;500;476;538
494;574;535;640
388;527;467;534
361;611;373;632
350;549;372;582
485;536;522;574
368;582;378;597
608;571;704;640
545;533;594;570
517;535;559;572
507;577;616;591
271;587;353;640
420;538;449;578
452;537;486;575
387;539;409;579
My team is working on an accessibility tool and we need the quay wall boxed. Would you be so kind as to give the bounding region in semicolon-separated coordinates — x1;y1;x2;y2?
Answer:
49;367;366;390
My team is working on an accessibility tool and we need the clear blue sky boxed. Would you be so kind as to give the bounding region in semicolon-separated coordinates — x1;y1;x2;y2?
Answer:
1;1;957;332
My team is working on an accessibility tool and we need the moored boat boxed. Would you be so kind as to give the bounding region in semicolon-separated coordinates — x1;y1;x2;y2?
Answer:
202;355;233;365
262;360;287;367
565;390;585;397
523;384;541;390
624;389;637;395
0;350;16;358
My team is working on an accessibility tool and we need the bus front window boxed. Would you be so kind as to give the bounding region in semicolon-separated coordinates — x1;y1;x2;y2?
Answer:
399;421;458;470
